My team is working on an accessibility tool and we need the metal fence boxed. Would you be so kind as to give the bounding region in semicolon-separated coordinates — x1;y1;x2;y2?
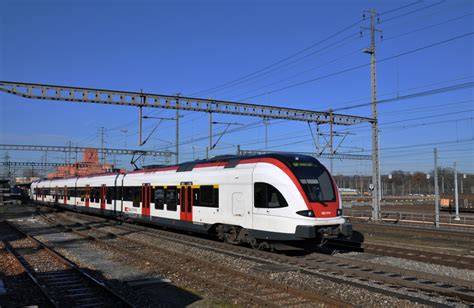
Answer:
344;209;474;229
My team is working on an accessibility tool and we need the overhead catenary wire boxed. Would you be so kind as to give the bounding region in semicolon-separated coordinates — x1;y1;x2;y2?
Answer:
189;19;364;97
379;0;446;24
190;0;433;98
228;12;473;101
238;32;473;101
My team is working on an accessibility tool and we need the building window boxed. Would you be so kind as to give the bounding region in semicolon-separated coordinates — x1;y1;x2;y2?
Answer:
254;183;288;208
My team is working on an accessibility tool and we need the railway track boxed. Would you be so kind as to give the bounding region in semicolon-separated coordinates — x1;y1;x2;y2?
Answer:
351;221;474;249
37;208;474;306
2;220;132;308
326;239;474;270
35;210;350;307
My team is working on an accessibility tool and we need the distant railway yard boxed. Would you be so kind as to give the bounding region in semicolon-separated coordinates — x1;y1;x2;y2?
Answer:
0;201;472;307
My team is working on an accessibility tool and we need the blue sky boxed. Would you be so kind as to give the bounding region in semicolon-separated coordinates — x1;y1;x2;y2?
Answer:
0;0;473;176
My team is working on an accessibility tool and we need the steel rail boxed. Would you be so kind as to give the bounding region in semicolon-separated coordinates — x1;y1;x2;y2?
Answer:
0;80;373;126
2;241;56;307
350;221;474;244
3;220;133;307
38;211;350;307
325;239;474;270
42;207;472;306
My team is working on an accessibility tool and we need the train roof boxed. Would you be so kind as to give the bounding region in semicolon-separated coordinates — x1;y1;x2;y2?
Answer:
37;153;322;183
141;152;321;173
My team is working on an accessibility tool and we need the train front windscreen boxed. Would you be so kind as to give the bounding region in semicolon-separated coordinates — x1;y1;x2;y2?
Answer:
290;160;336;203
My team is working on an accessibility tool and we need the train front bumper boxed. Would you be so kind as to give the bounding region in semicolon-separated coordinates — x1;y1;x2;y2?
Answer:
295;222;353;239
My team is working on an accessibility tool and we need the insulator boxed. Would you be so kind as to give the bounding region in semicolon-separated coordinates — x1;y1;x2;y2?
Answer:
377;17;380;24
381;35;384;40
363;14;365;19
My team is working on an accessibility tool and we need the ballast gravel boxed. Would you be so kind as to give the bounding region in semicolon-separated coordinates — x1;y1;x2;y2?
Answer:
107;225;430;307
336;251;474;282
5;205;473;307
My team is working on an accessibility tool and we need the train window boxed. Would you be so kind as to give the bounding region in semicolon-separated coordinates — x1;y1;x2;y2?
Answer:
291;162;335;202
90;187;100;203
254;183;288;208
132;187;140;207
200;186;213;205
196;185;218;208
77;188;84;201
166;187;177;211
154;187;165;210
122;186;130;201
106;187;113;204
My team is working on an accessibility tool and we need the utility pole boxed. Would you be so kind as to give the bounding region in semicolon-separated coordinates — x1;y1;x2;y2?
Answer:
67;141;70;164
209;112;213;150
434;148;440;228
316;123;320;154
441;175;445;194
142;115;182;164
329;109;334;173
454;162;460;220
362;8;382;221
175;93;181;165
264;118;270;151
139;89;144;146
100;127;106;165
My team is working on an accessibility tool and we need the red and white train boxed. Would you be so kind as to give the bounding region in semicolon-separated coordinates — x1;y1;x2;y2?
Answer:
31;153;352;248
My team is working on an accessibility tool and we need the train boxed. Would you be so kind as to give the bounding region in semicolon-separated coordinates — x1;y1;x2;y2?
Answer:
30;153;352;249
440;193;474;213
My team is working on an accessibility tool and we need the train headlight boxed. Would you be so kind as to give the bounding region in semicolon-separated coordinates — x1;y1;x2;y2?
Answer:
296;210;315;217
337;209;343;216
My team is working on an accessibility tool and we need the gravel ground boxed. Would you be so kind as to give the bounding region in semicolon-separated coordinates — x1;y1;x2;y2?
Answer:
9;237;71;273
6;204;473;307
337;251;474;282
102;224;431;307
0;239;51;307
13;210;234;307
101;221;474;307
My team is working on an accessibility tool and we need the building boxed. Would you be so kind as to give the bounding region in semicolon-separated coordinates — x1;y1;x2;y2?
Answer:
47;148;124;179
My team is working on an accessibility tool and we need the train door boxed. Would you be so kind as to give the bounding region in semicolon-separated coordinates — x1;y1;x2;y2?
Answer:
64;186;67;205
85;186;90;208
141;184;151;218
54;186;59;203
100;184;106;210
232;192;244;216
179;185;193;222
